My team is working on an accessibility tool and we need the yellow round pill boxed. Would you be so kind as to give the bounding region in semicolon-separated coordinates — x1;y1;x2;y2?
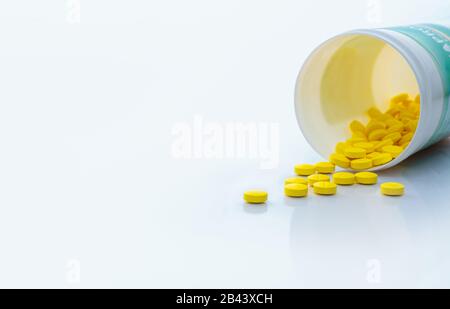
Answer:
368;129;388;141
390;93;409;105
335;142;351;154
367;151;381;159
381;182;405;196
353;142;375;152
382;145;403;158
367;107;383;119
373;139;393;152
400;142;410;149
294;164;315;176
329;153;350;168
386;106;402;117
366;120;386;134
332;172;355;185
244;191;268;204
284;177;308;186
377;113;392;122
352;131;367;140
347;137;367;144
383;132;402;143
307;174;330;186
315;162;335;174
399;132;414;145
355;172;378;185
313;181;337;195
414;94;420;104
350;120;366;134
385;118;402;128
405;120;418;132
350;158;373;170
387;123;404;133
372;153;393;166
284;183;308;198
399;111;415;121
344;147;366;159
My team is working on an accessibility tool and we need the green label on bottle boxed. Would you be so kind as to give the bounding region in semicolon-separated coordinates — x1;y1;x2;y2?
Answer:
390;24;450;147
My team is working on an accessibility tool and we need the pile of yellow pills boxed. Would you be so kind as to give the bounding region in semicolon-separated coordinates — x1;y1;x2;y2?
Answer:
285;183;308;198
381;182;405;196
243;191;268;204
244;92;417;205
328;93;420;170
307;174;330;186
332;172;355;185
313;182;337;195
294;164;315;176
244;166;407;205
355;172;378;185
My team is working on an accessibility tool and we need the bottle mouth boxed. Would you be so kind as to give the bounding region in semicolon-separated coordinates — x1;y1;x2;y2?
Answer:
294;31;422;171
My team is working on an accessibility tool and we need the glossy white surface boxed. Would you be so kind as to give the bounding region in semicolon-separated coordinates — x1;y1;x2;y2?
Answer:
0;0;449;288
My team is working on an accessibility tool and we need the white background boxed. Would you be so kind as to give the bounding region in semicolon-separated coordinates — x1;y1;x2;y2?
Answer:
0;0;449;288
